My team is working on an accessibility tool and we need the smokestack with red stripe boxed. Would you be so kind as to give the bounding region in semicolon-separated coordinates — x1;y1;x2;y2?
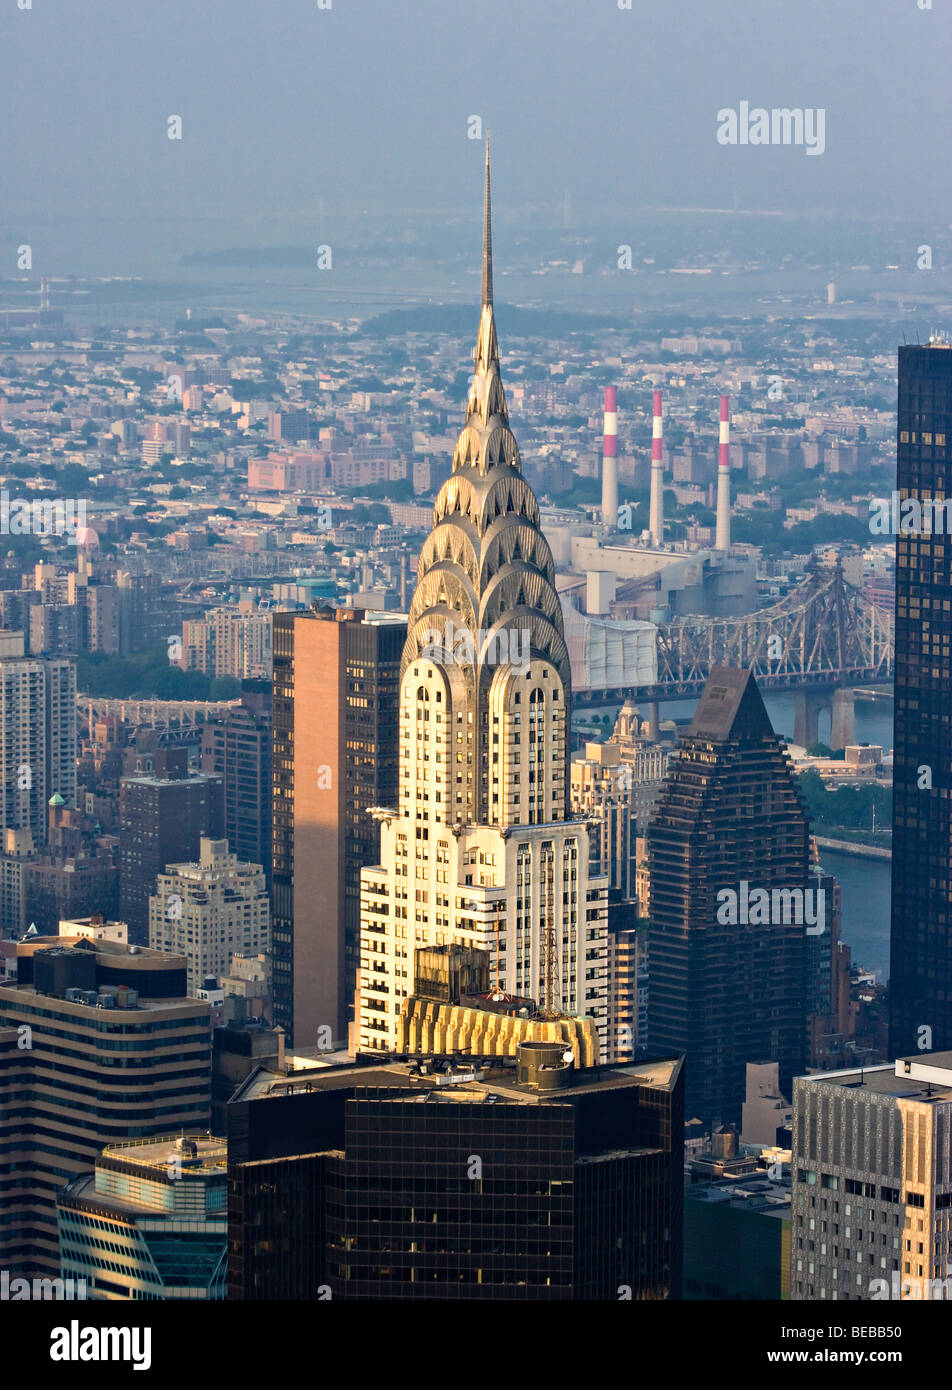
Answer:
600;386;618;528
649;390;664;546
715;394;731;552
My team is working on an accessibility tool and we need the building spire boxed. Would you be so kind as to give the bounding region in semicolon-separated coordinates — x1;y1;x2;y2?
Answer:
481;133;493;309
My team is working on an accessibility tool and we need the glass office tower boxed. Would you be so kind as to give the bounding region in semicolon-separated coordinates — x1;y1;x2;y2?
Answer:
890;343;952;1055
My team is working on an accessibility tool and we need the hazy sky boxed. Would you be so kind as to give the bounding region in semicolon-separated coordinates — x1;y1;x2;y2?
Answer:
3;0;950;274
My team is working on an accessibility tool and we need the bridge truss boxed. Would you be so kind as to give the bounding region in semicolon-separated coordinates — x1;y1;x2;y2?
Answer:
577;562;893;704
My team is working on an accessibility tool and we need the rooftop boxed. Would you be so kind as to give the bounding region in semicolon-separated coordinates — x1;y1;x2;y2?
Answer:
0;980;207;1014
27;936;171;961
799;1053;952;1102
102;1133;226;1173
687;1176;791;1219
233;1054;682;1107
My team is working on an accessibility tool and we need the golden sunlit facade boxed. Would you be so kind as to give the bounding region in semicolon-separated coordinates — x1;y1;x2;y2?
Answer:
357;144;608;1054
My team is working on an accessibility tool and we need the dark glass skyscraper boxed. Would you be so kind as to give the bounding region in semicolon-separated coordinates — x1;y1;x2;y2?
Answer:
227;1047;684;1300
890;343;952;1056
647;667;811;1126
118;769;223;945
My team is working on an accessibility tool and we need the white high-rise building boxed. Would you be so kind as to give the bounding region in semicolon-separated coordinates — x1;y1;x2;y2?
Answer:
0;630;76;848
357;143;609;1055
149;837;269;995
180;605;272;680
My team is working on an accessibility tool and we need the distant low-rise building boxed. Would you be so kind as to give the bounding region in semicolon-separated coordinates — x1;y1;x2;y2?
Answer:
58;913;128;944
685;1172;791;1300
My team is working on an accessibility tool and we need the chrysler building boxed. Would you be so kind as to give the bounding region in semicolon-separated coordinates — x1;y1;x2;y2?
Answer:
357;142;609;1054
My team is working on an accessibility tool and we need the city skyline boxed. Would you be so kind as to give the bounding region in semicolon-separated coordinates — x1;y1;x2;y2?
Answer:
0;1;950;1343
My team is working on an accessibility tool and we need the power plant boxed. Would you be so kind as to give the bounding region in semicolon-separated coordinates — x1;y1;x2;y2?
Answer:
561;387;753;618
715;393;731;553
599;386;618;528
549;387;758;696
649;389;664;546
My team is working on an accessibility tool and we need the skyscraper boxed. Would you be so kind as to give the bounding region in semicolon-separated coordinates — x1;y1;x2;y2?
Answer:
0;936;211;1276
227;1047;684;1300
356;142;609;1056
790;1053;952;1301
648;667;811;1125
890;343;952;1056
118;769;224;945
0;630;76;848
149;837;270;995
201;681;272;883
271;607;404;1047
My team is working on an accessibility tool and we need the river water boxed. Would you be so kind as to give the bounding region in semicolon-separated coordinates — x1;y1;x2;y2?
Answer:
766;695;891;983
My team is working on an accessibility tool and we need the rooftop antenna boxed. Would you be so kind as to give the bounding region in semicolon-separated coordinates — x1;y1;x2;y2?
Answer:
481;130;493;310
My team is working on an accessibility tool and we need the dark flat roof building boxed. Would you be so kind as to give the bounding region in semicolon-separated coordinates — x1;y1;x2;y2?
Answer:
684;1174;791;1300
118;770;223;944
227;1045;683;1300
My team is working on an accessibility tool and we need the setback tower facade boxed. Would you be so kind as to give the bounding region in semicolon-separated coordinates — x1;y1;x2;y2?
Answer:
357;143;609;1054
647;667;811;1125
